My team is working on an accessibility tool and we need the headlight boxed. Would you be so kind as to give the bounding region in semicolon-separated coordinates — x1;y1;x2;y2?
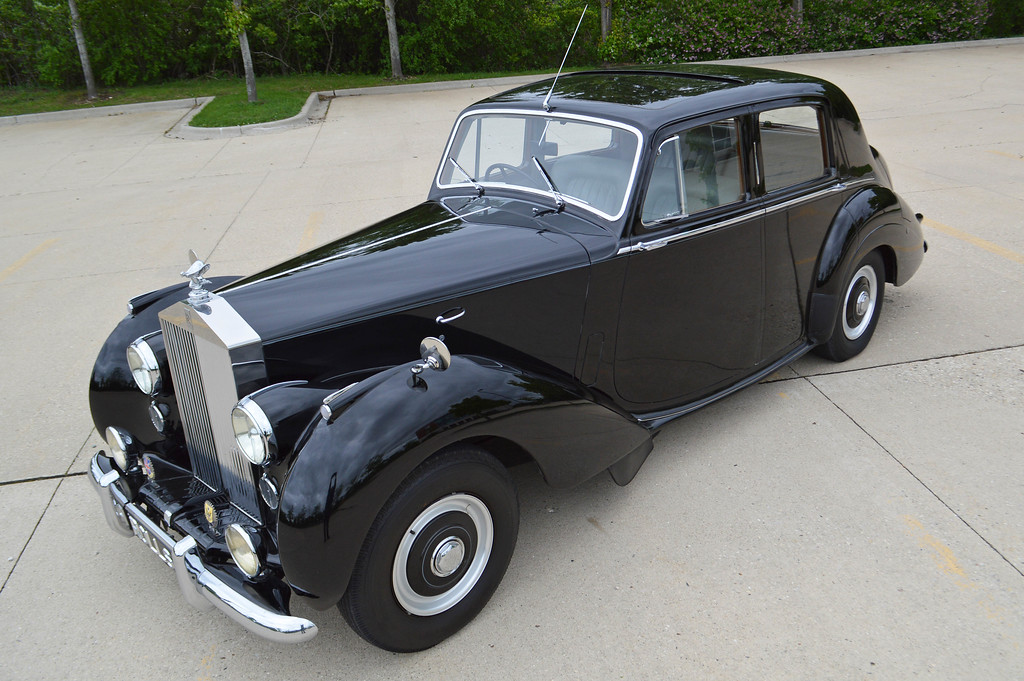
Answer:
231;397;275;466
105;426;132;471
126;337;161;395
225;524;262;577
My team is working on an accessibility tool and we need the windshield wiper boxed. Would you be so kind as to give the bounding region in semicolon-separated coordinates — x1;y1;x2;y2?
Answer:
531;156;564;215
448;157;484;197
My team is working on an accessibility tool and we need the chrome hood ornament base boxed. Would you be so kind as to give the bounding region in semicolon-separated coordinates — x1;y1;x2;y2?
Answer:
182;249;213;305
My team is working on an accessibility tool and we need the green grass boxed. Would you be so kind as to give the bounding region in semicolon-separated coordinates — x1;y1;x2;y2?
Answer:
0;69;561;126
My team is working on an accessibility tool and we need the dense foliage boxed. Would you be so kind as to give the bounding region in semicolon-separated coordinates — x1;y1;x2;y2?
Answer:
601;0;993;63
0;0;1017;89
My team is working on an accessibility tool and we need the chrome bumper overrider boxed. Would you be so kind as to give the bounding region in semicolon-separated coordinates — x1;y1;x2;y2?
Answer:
89;454;317;643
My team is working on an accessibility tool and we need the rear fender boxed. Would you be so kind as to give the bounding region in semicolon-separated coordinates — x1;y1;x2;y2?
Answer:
276;355;650;607
807;187;916;344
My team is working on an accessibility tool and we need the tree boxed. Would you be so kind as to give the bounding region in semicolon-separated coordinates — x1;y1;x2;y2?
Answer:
383;0;402;78
600;0;611;40
233;0;258;103
66;0;96;99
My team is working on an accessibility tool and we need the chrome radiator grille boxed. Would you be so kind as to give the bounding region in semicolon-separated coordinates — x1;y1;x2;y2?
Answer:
159;296;264;521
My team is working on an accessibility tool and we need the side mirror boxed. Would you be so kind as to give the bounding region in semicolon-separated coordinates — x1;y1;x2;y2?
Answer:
411;336;451;375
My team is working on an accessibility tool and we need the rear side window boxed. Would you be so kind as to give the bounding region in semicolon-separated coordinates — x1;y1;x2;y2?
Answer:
641;118;743;224
759;106;827;192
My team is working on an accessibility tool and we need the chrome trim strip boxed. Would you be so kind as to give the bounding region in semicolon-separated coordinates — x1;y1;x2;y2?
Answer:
89;454;319;644
435;108;645;222
761;178;872;216
618;179;875;256
617;208;767;256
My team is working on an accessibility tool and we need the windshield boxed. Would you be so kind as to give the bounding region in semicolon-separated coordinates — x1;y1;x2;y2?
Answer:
436;110;642;221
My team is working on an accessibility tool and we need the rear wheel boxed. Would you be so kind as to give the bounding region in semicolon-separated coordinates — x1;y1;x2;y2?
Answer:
339;447;519;652
815;250;886;361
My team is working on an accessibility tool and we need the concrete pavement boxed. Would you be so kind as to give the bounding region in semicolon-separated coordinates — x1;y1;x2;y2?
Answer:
1;40;1022;679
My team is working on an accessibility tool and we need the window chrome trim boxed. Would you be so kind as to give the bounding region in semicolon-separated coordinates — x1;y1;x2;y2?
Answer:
619;178;873;256
618;208;765;256
435;108;645;222
762;177;872;216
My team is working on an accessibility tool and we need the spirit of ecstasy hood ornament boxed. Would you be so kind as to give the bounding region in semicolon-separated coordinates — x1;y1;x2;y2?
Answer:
182;249;212;305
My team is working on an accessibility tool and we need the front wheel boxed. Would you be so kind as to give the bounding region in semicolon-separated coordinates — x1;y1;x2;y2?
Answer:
815;250;886;362
339;447;519;652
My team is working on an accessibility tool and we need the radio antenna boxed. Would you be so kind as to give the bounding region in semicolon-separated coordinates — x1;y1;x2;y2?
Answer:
543;4;588;112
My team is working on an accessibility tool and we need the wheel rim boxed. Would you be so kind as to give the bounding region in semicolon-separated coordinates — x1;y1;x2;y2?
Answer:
842;264;878;340
393;493;493;616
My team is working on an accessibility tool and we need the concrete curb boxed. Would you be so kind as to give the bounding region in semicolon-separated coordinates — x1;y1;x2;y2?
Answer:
165;91;329;140
3;37;1023;135
0;97;209;127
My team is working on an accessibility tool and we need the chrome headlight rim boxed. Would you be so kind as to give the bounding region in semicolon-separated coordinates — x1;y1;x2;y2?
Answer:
231;397;276;466
225;523;262;578
126;337;161;396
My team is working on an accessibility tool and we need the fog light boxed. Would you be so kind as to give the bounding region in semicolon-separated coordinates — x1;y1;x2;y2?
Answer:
148;402;168;432
225;524;261;578
259;474;280;510
105;426;132;471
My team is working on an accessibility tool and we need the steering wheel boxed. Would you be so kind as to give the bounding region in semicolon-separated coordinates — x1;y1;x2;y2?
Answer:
484;163;536;186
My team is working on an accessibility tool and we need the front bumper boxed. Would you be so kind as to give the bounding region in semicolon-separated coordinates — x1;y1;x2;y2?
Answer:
89;454;317;643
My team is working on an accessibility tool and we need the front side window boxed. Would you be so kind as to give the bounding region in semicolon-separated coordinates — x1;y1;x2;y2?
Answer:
759;105;828;192
641;118;743;225
437;111;642;221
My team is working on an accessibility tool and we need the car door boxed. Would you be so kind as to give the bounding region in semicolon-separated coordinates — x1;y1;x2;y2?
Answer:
614;113;763;411
755;100;849;362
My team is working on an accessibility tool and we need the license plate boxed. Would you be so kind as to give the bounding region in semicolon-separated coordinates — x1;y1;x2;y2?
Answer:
128;514;174;568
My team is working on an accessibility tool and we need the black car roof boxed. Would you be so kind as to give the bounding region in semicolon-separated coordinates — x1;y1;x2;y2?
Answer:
471;64;857;136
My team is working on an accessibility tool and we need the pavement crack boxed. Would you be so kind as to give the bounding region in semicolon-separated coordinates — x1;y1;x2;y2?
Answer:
301;98;330;168
787;342;1024;382
804;374;1024;581
206;170;270;260
0;472;87;487
0;474;75;594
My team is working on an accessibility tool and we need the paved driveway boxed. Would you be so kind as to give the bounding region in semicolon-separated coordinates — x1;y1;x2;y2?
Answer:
1;41;1022;679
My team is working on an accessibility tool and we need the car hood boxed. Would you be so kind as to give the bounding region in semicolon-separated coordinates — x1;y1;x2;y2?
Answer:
217;200;591;343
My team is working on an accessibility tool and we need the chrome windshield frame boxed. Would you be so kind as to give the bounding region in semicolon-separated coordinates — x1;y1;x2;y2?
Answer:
435;108;645;222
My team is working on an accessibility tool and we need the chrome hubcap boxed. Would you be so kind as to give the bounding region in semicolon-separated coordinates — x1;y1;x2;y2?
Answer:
842;264;878;341
855;290;870;317
393;493;493;616
431;537;466;578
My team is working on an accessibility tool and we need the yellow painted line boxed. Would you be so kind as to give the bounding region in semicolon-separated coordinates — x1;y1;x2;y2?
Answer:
297;211;323;254
986;150;1023;161
0;238;58;284
903;515;974;590
923;217;1024;266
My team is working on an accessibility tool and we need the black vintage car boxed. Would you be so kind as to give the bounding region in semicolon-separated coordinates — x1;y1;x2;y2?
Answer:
89;65;925;651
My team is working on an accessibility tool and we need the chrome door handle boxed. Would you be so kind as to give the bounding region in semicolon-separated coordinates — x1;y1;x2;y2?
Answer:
436;307;466;324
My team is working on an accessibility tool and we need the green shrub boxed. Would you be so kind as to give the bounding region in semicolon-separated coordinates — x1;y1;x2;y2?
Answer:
603;0;991;64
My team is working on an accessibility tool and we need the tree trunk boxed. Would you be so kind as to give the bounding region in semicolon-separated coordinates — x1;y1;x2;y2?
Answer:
600;0;612;41
383;0;403;79
792;0;804;24
234;0;258;103
67;0;97;100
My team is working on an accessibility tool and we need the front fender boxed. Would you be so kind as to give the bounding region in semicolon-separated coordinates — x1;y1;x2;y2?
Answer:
276;355;650;607
807;186;924;344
